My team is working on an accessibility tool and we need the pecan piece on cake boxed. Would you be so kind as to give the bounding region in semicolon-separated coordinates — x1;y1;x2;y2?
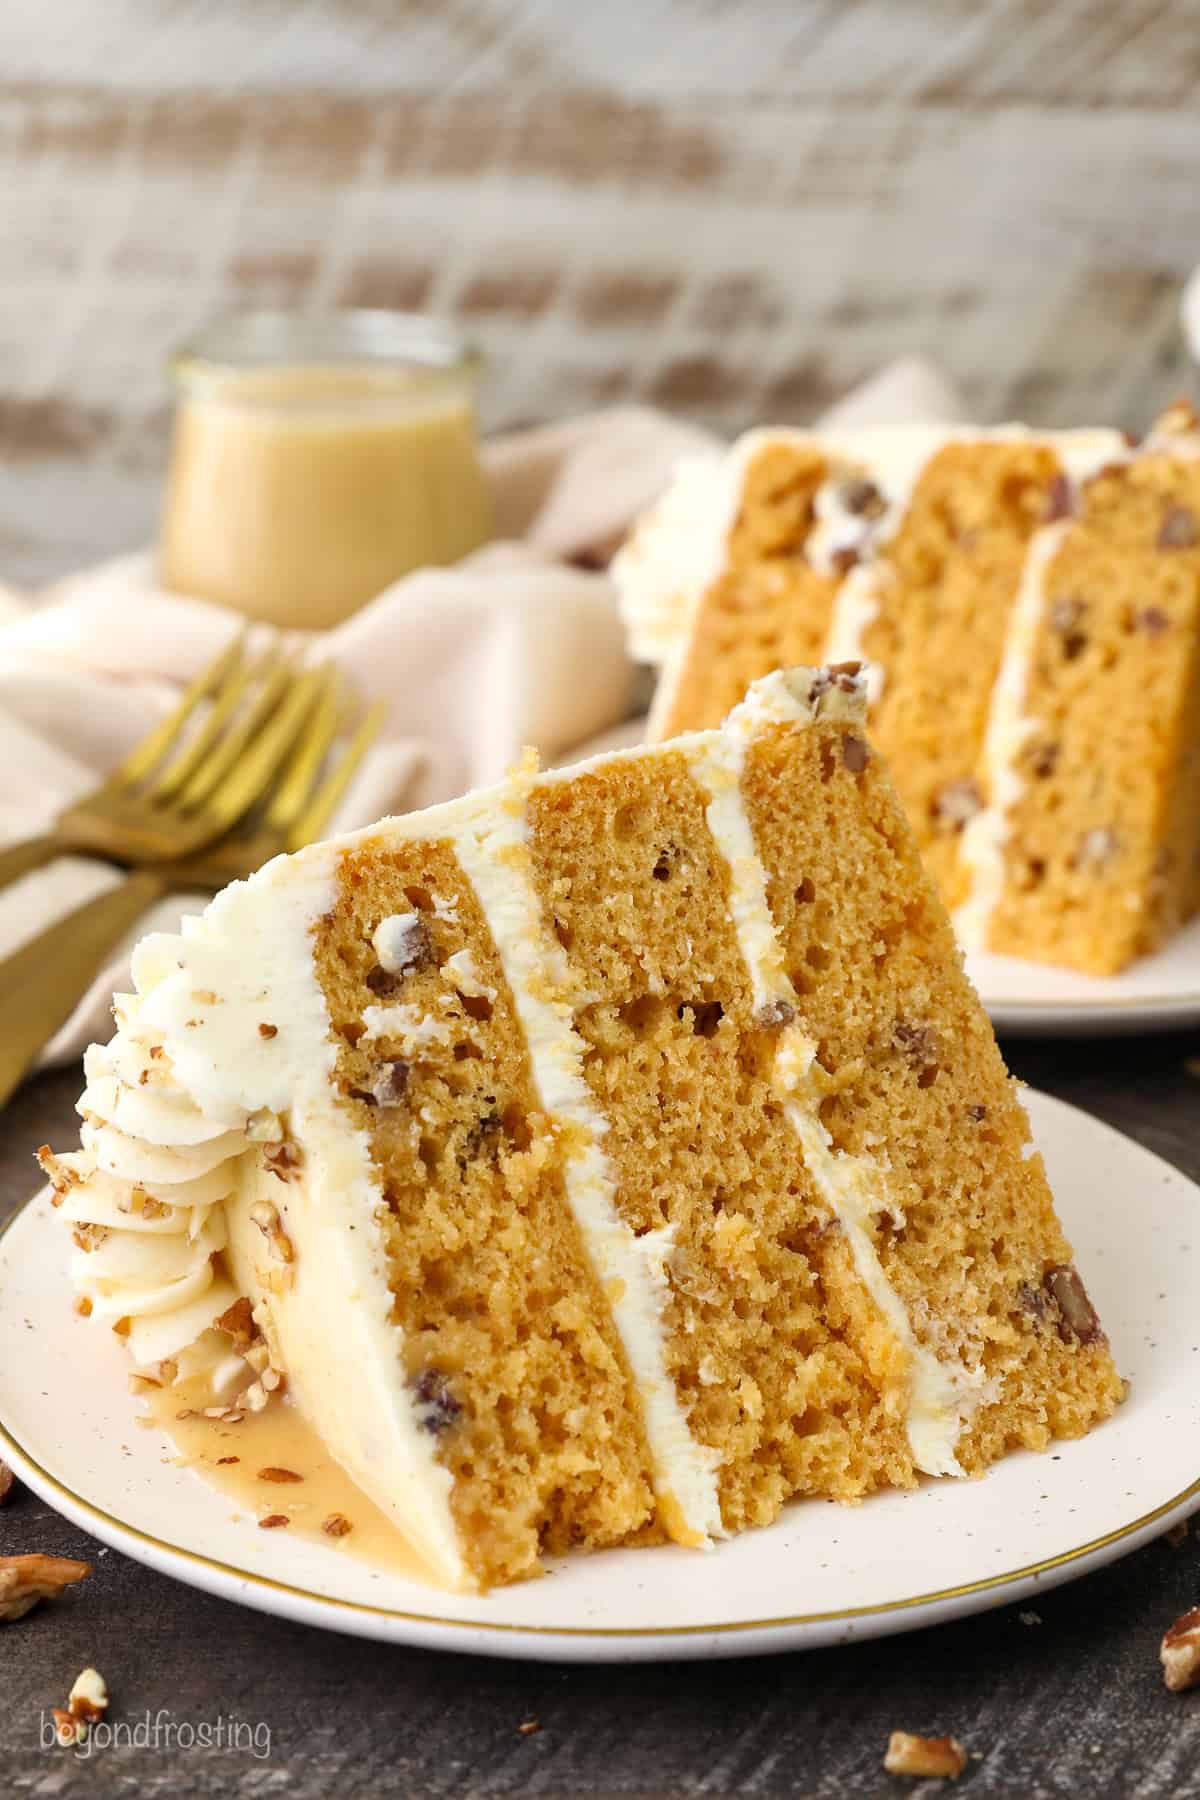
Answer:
1043;1263;1105;1346
1158;504;1199;550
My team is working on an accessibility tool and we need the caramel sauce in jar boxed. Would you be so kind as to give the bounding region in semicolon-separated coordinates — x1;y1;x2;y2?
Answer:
160;313;492;629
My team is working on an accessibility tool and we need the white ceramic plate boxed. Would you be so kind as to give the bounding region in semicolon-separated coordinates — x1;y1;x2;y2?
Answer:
966;915;1200;1037
2;1089;1197;1663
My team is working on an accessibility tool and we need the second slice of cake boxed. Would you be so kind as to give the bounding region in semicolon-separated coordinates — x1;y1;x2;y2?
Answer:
618;411;1200;974
45;667;1122;1590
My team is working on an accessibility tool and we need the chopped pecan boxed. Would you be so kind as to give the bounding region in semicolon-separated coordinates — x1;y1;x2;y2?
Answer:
1162;1607;1200;1691
215;1295;255;1351
1044;1263;1105;1346
365;964;400;997
368;914;434;989
370;1060;410;1106
0;1462;13;1506
36;1146;80;1202
839;478;886;519
841;733;870;774
1049;595;1088;659
249;1199;280;1236
67;1666;109;1728
892;1018;940;1088
263;1140;302;1183
756;998;796;1030
807;662;863;707
0;1554;91;1624
1043;471;1073;521
1027;741;1059;780
1159;504;1198;550
884;1731;967;1780
410;1367;462;1436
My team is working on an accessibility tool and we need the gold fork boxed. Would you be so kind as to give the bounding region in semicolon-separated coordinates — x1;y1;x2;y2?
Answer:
0;672;384;1107
0;632;311;888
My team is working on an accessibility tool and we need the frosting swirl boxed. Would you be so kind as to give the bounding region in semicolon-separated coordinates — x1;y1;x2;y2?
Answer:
42;950;258;1374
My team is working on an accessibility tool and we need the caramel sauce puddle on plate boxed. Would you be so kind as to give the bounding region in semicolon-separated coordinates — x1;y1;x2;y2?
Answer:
145;1376;433;1585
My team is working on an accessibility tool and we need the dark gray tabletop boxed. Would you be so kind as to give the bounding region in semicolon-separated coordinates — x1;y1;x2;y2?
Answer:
3;1041;1200;1798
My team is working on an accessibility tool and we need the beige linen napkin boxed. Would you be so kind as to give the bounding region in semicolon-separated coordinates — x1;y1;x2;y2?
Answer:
0;362;964;1074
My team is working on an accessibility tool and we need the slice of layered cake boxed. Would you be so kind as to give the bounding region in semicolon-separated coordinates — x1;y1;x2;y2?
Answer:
41;668;1122;1591
617;407;1200;974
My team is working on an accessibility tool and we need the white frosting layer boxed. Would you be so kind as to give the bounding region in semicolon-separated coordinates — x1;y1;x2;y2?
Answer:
823;564;890;706
688;670;986;1474
57;856;467;1588
954;523;1068;948
612;449;730;667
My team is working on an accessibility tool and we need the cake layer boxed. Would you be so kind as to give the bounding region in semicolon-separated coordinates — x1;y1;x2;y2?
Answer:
311;833;677;1587
48;667;1123;1590
621;413;1200;973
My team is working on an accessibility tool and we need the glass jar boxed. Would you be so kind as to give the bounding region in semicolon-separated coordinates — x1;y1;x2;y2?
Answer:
159;312;492;629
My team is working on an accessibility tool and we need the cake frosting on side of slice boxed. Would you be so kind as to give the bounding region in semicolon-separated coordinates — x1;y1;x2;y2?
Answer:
42;667;1123;1591
618;411;1200;974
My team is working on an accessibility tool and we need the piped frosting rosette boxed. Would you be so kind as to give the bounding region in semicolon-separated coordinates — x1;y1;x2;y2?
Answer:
44;930;260;1382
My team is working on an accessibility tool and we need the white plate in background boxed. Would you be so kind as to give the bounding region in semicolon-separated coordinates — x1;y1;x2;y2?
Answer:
1;1089;1197;1662
967;917;1200;1037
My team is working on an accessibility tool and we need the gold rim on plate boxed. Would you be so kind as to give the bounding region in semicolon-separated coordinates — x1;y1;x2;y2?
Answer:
2;1189;1196;1642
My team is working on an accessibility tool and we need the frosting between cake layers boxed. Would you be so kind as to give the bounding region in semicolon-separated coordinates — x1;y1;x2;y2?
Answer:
612;448;730;668
420;787;726;1549
953;521;1069;950
822;564;890;706
687;669;987;1475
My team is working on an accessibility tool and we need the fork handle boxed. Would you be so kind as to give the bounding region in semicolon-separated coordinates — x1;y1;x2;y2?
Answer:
0;868;168;1108
0;833;62;892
